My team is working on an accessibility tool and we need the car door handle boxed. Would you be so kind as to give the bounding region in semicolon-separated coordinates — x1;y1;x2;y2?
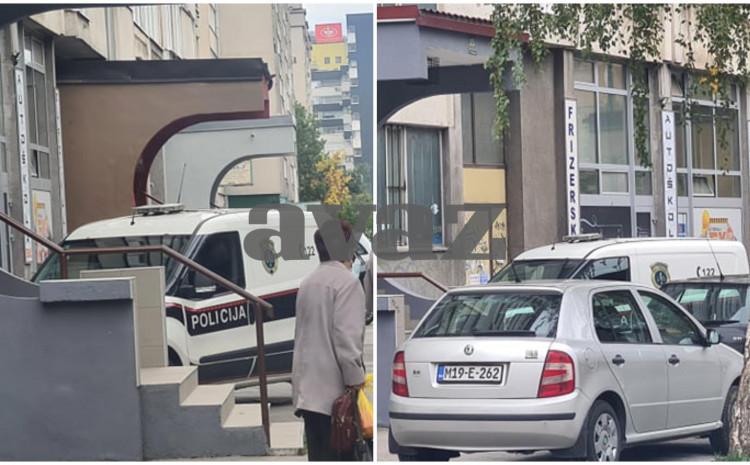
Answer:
612;354;625;366
668;354;680;366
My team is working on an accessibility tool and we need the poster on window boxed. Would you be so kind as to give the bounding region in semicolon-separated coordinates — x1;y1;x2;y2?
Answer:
693;208;741;241
32;190;53;264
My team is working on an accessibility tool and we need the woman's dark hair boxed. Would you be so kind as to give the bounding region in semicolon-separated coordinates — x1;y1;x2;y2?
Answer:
314;219;353;262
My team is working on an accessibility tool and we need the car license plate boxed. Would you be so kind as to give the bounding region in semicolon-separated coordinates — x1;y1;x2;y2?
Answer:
437;364;503;384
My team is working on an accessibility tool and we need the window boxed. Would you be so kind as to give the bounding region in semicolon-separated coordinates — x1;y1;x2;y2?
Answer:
462;93;504;166
381;125;444;246
639;291;703;345
578;257;630;281
574;58;652;206
335;56;342;64
592;290;652;344
30;150;50;179
324;57;330;65
414;292;562;338
179;232;245;299
672;72;741;199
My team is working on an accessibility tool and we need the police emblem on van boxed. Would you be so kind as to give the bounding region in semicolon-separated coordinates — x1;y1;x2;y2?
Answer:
263;239;279;275
651;262;671;287
185;301;251;336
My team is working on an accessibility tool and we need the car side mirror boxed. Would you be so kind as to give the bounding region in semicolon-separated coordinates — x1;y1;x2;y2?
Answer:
706;328;721;346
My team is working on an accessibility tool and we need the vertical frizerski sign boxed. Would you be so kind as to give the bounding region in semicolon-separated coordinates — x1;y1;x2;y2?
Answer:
662;110;677;237
565;99;580;236
14;68;32;264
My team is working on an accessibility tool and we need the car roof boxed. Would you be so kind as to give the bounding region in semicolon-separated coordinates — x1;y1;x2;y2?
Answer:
517;237;744;260
446;279;654;295
665;274;750;286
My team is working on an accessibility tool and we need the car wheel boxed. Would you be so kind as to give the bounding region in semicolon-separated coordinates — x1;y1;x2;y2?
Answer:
710;385;738;456
584;400;621;461
398;448;453;461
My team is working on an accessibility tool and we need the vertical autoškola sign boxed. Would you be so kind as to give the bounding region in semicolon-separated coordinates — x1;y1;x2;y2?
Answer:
662;111;677;237
14;68;32;264
565;99;579;236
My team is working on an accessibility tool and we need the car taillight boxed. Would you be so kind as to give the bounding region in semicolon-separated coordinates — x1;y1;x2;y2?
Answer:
392;351;409;397
538;350;575;398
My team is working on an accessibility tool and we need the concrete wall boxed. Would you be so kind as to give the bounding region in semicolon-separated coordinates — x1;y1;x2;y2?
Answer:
0;278;143;460
506;52;564;259
82;267;167;373
58;75;268;229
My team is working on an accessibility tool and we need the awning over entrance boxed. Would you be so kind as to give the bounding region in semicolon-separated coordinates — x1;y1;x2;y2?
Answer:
56;58;272;230
377;5;520;123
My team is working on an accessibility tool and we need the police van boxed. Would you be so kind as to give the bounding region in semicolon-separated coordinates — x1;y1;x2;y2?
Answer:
34;205;371;383
492;234;749;288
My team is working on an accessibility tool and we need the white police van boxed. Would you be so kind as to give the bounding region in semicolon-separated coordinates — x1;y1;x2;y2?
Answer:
34;205;371;383
492;234;749;288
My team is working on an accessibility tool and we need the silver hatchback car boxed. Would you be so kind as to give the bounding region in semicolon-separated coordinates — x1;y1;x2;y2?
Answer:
389;281;743;461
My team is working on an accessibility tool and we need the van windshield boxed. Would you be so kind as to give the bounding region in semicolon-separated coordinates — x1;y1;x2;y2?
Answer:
491;259;583;282
414;291;562;338
33;235;193;285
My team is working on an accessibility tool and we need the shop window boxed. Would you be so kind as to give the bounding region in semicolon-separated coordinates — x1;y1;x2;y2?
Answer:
580;170;599;194
636;212;652;237
635;171;652;195
599;94;628;165
601;172;628;193
461;93;504;166
581;206;632;239
672;71;741;199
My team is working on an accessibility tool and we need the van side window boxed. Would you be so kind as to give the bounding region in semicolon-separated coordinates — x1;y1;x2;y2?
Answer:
592;290;652;344
179;232;245;299
578;257;630;281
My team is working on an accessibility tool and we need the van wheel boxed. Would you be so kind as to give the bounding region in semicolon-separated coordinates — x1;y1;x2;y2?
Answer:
710;385;738;456
168;348;182;367
582;400;621;461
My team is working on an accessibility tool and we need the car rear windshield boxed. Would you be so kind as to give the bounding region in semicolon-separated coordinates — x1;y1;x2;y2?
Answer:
413;291;562;338
491;259;582;282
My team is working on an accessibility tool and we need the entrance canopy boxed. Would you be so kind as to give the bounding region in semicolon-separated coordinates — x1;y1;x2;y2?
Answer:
378;5;520;123
57;58;272;230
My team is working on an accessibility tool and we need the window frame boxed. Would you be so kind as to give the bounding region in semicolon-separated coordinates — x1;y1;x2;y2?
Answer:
591;289;655;345
382;124;445;248
637;290;707;347
573;58;654;238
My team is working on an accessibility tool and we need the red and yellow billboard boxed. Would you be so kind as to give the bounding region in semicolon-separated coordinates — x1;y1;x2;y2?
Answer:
315;23;343;43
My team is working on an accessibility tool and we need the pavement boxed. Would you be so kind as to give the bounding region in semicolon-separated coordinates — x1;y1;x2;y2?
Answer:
377;428;717;462
209;324;375;461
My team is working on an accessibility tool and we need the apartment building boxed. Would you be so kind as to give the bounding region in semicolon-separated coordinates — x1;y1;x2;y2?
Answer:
198;4;299;207
289;4;312;110
346;13;373;177
0;5;310;278
311;23;356;168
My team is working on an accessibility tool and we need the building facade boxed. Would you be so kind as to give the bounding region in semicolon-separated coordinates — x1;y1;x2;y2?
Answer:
0;5;311;278
346;13;373;178
289;5;312;110
311;23;356;168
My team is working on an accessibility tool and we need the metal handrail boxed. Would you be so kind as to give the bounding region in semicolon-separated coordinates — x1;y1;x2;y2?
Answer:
377;271;448;293
0;210;272;445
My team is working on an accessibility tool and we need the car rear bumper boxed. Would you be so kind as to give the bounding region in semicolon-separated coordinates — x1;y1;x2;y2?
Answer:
389;391;590;452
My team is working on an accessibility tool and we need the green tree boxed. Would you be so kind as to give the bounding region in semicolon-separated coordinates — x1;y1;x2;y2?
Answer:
487;4;750;168
295;103;327;202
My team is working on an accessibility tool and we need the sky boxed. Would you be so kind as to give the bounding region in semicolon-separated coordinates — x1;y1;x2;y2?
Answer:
303;3;373;30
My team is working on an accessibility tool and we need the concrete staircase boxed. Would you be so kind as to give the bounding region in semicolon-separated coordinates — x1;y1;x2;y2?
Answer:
139;367;304;459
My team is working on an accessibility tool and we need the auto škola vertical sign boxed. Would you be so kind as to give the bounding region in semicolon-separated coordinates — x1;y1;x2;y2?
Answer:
14;68;32;264
565;99;580;236
662;111;677;237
